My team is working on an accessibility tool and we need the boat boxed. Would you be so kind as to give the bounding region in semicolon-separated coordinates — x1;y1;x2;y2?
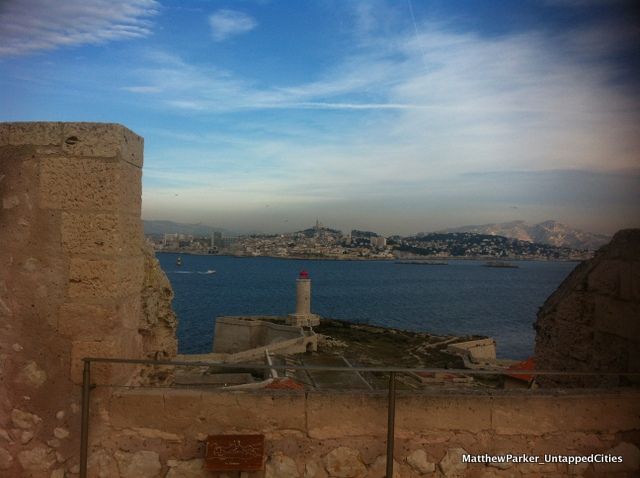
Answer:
203;269;216;274
176;256;183;266
483;261;518;268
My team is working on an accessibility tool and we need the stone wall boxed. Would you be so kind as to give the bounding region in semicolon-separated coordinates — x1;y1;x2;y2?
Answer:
213;317;305;353
446;338;496;364
2;122;639;477
0;122;176;476
535;229;640;386
85;387;640;477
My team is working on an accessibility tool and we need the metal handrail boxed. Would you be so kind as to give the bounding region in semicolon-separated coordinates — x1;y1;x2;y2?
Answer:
81;356;640;375
78;356;640;478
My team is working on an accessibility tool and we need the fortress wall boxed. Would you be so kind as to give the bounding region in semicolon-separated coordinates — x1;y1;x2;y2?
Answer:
213;317;303;353
1;122;638;477
535;229;640;387
0;122;176;476
87;388;640;477
213;318;265;352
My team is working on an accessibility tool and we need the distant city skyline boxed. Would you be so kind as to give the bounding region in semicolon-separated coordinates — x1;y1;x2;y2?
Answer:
2;0;639;236
143;217;608;246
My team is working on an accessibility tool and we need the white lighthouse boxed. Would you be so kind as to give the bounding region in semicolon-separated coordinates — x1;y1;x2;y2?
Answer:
287;270;320;327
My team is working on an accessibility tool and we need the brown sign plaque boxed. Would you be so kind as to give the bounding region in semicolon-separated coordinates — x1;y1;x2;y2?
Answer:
204;434;265;471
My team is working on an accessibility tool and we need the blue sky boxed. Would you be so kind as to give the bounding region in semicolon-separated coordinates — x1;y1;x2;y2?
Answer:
1;0;639;235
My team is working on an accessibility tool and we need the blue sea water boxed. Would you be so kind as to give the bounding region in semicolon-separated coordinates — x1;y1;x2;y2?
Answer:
157;253;577;359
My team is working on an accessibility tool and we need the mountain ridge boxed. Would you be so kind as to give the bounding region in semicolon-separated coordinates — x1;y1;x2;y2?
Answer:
436;220;609;250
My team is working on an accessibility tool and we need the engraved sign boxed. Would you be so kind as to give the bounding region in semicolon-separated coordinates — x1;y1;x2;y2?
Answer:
204;434;265;471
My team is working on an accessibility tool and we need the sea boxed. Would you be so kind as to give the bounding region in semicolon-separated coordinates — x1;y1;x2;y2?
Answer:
157;253;578;359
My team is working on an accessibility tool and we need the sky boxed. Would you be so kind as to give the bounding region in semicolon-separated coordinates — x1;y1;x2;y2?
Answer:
1;0;639;235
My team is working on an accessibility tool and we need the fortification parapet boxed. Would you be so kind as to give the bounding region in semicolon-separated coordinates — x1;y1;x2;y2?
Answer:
0;122;175;475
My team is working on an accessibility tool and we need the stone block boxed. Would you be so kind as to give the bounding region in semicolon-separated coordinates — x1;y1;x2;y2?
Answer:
57;302;119;339
87;449;119;478
61;212;142;257
550;293;595;327
537;314;596;365
70;338;140;384
491;396;564;435
39;157;141;213
587;260;621;296
492;393;640;435
109;390;166;430
119;255;145;294
68;256;144;299
16;360;47;388
200;391;307;434
631;261;640;301
3;122;63;146
438;447;468;477
593;441;640;473
17;445;57;471
307;394;386;439
397;395;491;433
11;409;42;429
593;297;640;341
166;459;206;478
323;447;366;478
114;450;161;477
368;455;401;478
162;390;204;432
68;258;119;299
119;127;144;168
119;213;144;256
406;449;436;474
40;157;117;211
119;163;143;213
61;123;143;167
265;453;300;478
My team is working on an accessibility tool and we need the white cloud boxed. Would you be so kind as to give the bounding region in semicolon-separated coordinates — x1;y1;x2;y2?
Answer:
208;9;257;41
121;85;162;94
130;23;640;173
124;9;639;233
0;0;158;56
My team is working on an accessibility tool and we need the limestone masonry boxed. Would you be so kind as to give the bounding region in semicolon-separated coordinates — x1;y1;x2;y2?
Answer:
0;122;176;476
1;123;638;477
535;229;640;387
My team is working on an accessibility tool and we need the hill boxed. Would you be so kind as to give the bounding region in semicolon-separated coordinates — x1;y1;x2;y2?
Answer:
437;220;609;250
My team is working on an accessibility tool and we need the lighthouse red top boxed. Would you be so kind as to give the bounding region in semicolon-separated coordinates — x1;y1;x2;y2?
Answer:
299;270;309;279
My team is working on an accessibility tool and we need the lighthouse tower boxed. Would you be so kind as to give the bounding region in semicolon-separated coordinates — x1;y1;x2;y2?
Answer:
287;270;320;327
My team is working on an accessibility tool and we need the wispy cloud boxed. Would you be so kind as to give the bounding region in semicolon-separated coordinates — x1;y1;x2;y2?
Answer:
134;9;640;234
272;102;419;110
121;85;162;94
0;0;158;56
208;9;257;41
127;20;640;173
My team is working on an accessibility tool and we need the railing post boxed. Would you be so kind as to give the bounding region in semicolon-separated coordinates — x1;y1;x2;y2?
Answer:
80;359;91;478
386;371;396;478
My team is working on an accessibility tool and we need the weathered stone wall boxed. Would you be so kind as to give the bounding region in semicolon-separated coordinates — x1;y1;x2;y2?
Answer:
535;229;640;386
0;122;176;476
213;317;304;353
86;387;640;477
2;122;638;477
